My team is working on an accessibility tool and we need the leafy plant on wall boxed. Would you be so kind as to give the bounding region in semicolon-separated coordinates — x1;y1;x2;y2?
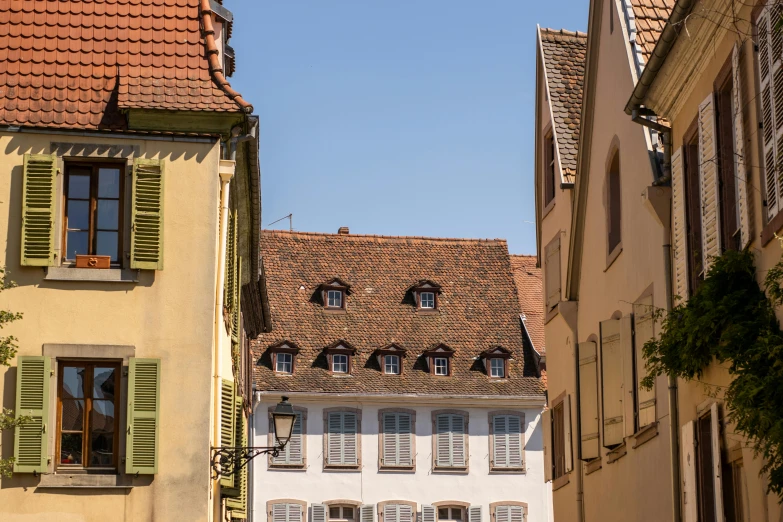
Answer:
0;268;29;477
641;247;783;498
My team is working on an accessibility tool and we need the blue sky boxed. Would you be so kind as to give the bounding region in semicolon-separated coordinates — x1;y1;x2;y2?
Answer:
230;1;588;255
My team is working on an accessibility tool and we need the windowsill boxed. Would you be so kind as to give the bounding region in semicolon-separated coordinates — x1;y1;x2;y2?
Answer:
44;267;139;283
431;466;469;474
552;473;570;491
379;465;415;473
489;467;526;474
268;464;306;471
605;443;627;464
761;209;783;246
584;458;602;475
323;465;361;472
604;242;623;272
632;422;659;449
37;473;134;489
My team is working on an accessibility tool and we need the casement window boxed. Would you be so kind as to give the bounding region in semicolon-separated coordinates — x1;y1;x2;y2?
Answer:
333;354;349;373
329;506;356;522
423;344;454;376
327;290;343;308
723;447;750;522
438;507;464;521
324;409;360;468
544;235;561;312
481;346;511;379
715;64;740;252
375;344;406;375
682;403;726;522
321;279;350;310
600;316;634;447
269;408;305;467
324;341;357;375
489;358;504;378
577;342;600;460
434;357;449;376
490;503;527;522
269;501;305;522
420;292;436;309
544;131;556;208
411;281;441;311
20;155;164;270
276;353;293;374
757;9;783;222
384;355;400;375
433;411;468;469
490;413;524;471
379;502;416;522
268;341;300;376
542;392;572;484
606;149;622;256
14;356;160;475
379;410;415;469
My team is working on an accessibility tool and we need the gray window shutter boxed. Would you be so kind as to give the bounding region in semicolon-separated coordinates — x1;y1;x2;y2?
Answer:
671;148;689;299
507;414;524;468
710;403;725;519
272;504;288;522
682;421;697;522
578;342;600;459
421;505;436;522
633;296;656;429
312;504;327;522
398;413;413;465
698;93;721;271
492;414;523;468
360;505;376;522
732;42;752;248
343;412;358;464
327;412;342;465
621;315;636;438
542;408;552;482
508;507;525;522
273;412;303;465
385;504;399;522
398;505;413;522
468;506;481;522
600;318;625;446
757;7;781;220
382;412;412;466
290;504;304;522
435;414;451;467
327;411;358;465
452;414;466;466
495;507;510;522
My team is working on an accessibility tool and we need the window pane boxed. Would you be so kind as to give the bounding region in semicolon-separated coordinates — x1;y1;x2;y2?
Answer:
68;174;90;199
66;231;89;259
61;366;85;399
67;199;90;230
333;354;348;373
330;507;340;519
60;399;84;431
96;231;119;261
96;199;119;230
90;401;115;466
60;433;83;465
98;168;120;198
452;510;462;521
344;507;354;520
93;367;116;400
438;509;448;520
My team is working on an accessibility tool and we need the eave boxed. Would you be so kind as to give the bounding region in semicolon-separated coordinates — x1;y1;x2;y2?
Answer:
125;109;246;138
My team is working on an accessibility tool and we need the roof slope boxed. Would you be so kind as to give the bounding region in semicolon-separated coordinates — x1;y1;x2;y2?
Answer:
627;0;676;69
253;230;545;398
539;27;587;183
0;0;251;130
509;255;545;356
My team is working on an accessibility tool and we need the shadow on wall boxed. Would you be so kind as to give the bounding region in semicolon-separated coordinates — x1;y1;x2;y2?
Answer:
524;414;543;452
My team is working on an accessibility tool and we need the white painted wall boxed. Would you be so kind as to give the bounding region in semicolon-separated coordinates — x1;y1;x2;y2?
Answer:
250;396;551;522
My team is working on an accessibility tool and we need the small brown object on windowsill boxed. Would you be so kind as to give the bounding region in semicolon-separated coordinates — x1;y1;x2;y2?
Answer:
75;255;112;269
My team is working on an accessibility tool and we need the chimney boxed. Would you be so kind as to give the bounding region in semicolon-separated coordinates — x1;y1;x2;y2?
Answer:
337;227;350;235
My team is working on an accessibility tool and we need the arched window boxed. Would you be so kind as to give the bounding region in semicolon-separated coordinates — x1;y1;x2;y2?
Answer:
607;149;622;256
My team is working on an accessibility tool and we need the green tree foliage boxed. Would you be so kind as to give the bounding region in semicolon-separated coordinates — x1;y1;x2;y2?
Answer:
0;267;27;477
642;249;783;497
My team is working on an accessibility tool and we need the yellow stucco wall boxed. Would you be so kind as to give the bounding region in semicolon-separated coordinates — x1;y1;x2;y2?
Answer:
0;130;233;521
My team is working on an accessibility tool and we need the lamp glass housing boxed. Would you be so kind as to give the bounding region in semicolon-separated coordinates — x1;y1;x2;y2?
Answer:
272;397;296;446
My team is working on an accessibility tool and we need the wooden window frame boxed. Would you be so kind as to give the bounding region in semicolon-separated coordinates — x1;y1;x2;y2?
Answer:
62;161;125;266
377;500;418;522
375;344;407;376
423;345;454;376
267;406;307;469
551;393;567;481
543;130;556;212
431;409;469;473
321;279;351;312
269;341;300;376
684;117;705;292
384;354;401;375
412;282;441;314
488;411;525;473
714;54;741;252
326;289;345;309
324;341;357;376
605;144;622;267
419;291;437;310
434;503;470;522
328;505;359;522
56;360;121;472
378;408;417;471
322;407;362;470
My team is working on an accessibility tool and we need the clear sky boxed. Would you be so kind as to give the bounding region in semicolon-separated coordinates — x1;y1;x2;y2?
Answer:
230;1;588;255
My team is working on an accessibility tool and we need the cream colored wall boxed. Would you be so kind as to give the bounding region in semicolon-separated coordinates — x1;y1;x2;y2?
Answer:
0;131;224;522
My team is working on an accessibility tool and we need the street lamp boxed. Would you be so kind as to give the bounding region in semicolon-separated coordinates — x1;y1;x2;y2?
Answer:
211;396;296;479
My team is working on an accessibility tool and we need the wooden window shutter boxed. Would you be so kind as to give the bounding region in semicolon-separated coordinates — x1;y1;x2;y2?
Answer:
232;256;242;342
13;356;51;473
468;506;481;522
385;504;399;522
131;158;164;270
671;148;689;299
495;506;510;522
633;295;656;428
20;154;57;267
600;318;625;447
682;421;698;522
399;505;413;522
326;411;341;465
219;379;236;487
542;408;553;482
698;94;721;271
273;411;303;465
577;341;600;460
227;396;248;518
382;412;412;466
710;403;725;519
435;414;451;466
508;507;524;522
272;504;288;522
621;316;636;438
732;43;753;247
224;209;236;312
290;504;303;522
126;358;161;474
360;505;376;522
436;413;467;467
492;414;523;468
545;237;561;310
421;505;436;522
343;412;358;464
327;411;358;465
311;504;327;522
757;7;782;220
563;395;573;472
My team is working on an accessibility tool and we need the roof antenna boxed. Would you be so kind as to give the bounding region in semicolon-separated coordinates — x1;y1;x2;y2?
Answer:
267;213;293;231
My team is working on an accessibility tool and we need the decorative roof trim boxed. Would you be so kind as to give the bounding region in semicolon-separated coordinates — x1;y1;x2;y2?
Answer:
324;340;358;354
422;343;455;357
320;277;352;294
374;343;408;356
480;346;512;359
410;280;442;293
268;340;300;353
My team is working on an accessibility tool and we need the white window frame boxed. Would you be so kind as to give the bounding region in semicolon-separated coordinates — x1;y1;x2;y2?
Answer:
333;354;349;374
489;358;504;378
384;355;400;375
327;290;343;308
434;357;448;376
275;352;293;374
420;291;435;309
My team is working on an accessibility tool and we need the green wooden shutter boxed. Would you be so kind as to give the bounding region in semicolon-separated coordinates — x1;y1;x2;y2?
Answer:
21;154;57;267
126;358;160;474
219;379;236;487
13;356;51;473
130;158;164;270
232;256;242;342
224;210;236;311
227;396;248;518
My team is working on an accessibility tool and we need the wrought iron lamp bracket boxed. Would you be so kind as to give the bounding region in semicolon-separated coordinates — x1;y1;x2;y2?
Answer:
210;443;285;480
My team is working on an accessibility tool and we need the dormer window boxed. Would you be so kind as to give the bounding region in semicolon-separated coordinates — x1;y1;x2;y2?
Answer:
410;280;442;311
324;340;357;375
267;340;301;376
422;344;454;377
374;343;407;376
320;278;351;311
481;346;512;379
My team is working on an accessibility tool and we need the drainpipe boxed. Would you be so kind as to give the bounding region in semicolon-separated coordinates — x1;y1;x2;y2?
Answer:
228;117;258;162
631;108;681;522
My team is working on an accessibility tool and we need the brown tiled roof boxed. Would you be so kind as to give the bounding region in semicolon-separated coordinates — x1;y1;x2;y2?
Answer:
252;230;545;398
509;255;545;357
627;0;676;67
539;27;587;183
0;0;251;130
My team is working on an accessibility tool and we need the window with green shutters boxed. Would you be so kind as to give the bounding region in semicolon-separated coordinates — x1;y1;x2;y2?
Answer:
223;209;242;341
270;409;304;467
219;379;236;487
13;356;51;473
226;395;248;519
325;410;360;467
20;154;57;267
130;158;164;270
380;411;414;468
433;411;467;469
490;413;524;471
125;358;161;475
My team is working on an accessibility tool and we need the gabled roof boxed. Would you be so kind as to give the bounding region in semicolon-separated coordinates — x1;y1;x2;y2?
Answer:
0;0;252;130
509;255;545;356
252;230;545;398
538;27;588;184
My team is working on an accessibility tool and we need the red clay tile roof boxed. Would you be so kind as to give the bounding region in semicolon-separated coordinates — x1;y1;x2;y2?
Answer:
253;230;545;398
627;0;676;68
538;27;587;183
0;0;251;130
509;255;545;357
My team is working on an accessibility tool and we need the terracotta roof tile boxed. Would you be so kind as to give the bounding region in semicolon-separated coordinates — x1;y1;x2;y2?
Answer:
627;0;676;67
509;255;545;357
539;27;587;183
252;230;545;398
0;0;252;131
